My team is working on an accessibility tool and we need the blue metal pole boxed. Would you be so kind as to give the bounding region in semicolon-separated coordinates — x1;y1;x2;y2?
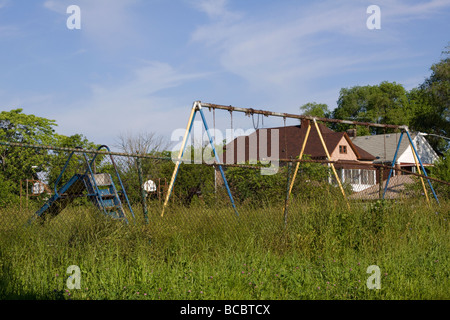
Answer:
383;131;403;200
99;145;136;220
82;152;120;222
54;151;76;197
404;130;439;204
198;106;239;217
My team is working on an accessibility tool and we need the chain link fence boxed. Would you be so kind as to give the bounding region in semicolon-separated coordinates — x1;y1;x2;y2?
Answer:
1;141;449;242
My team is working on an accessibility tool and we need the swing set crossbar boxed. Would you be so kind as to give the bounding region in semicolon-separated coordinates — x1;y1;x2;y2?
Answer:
201;102;407;130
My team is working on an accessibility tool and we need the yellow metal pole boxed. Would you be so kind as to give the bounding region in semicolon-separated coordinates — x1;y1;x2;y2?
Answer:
313;119;350;208
409;141;430;204
283;122;311;214
288;122;311;195
161;103;198;217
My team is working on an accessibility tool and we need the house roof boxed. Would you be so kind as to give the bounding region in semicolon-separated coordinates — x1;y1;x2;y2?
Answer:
351;132;416;163
222;120;376;164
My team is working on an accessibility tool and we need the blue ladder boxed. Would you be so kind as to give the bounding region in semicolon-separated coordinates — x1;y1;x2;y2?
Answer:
30;145;134;224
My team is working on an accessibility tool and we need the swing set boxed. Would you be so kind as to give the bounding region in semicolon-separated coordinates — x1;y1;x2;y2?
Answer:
162;101;440;218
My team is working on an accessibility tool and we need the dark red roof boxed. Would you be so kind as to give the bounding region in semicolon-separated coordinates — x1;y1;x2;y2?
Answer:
222;120;376;164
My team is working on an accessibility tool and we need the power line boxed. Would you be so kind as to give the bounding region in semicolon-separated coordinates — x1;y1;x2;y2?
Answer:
419;132;450;141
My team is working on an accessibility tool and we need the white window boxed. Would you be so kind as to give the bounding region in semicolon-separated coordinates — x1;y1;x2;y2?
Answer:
342;169;375;185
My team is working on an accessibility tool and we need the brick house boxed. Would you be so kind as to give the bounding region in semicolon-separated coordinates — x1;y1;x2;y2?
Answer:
221;120;378;192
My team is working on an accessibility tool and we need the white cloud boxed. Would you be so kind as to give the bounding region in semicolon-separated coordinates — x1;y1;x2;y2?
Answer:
379;0;450;19
190;0;449;109
43;0;67;13
0;0;10;9
52;61;208;146
0;0;19;38
191;2;372;91
188;0;241;21
44;0;143;51
0;25;18;37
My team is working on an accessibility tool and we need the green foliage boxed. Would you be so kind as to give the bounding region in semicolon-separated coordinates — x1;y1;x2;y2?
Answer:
225;165;287;206
300;102;331;118
113;147;217;206
0;175;16;206
46;134;100;188
1;199;449;300
429;149;450;197
226;157;331;206
432;149;450;182
0;108;57;144
330;49;448;155
332;81;412;134
164;162;215;206
0;109;100;207
409;52;449;154
0;109;58;207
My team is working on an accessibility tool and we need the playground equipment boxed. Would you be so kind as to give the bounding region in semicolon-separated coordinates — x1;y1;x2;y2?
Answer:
161;101;239;217
163;101;440;221
31;145;135;224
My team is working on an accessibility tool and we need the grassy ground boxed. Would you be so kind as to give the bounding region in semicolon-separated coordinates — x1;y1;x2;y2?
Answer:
0;196;449;300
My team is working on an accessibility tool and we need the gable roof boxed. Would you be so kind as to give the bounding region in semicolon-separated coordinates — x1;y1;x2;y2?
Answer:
351;132;414;163
222;120;376;164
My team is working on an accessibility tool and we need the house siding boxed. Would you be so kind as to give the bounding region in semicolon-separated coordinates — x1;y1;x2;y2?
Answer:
395;136;438;166
330;136;359;161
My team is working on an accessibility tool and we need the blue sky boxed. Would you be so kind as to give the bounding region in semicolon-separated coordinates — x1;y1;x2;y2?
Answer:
0;0;449;149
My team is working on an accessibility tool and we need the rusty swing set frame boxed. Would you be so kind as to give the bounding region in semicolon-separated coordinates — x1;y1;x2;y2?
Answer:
162;101;440;218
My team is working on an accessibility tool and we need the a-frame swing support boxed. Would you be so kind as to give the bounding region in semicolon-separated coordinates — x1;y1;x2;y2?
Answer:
383;127;439;204
283;119;351;220
161;101;239;217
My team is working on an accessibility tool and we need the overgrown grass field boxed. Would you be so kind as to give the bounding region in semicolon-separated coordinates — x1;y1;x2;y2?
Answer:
0;196;449;300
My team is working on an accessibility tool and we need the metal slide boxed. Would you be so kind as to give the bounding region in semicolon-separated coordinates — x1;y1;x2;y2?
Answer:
30;146;134;224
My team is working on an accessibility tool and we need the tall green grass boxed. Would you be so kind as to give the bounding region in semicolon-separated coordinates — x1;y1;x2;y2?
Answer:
0;196;449;300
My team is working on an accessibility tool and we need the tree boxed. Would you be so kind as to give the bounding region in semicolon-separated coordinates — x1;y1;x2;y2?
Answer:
0;108;57;144
112;131;172;202
429;149;450;198
0;109;58;206
114;131;170;179
299;102;330;118
0;109;98;207
46;133;100;189
409;48;449;154
114;131;170;155
432;149;450;182
332;81;412;135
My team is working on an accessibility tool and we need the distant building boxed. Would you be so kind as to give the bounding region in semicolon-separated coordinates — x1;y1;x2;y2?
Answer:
351;132;439;172
222;120;378;192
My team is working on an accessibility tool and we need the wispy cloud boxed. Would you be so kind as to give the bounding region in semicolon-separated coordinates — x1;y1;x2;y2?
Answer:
190;0;449;110
379;0;450;19
88;60;208;104
0;0;20;38
187;0;241;21
0;0;10;9
44;0;143;51
43;0;66;13
190;2;373;93
52;60;209;145
4;0;447;146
